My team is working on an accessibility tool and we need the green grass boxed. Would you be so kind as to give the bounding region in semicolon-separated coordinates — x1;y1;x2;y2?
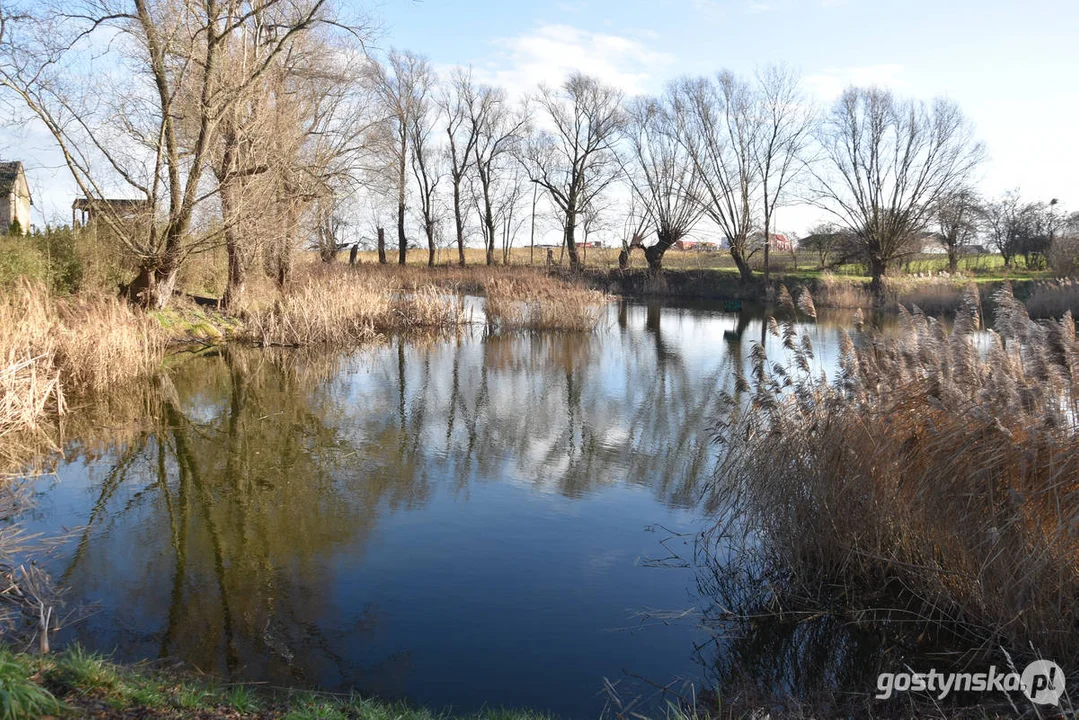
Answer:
0;649;65;720
0;644;561;720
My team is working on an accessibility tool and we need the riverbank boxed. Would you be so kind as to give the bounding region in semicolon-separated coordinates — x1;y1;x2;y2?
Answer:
0;645;559;720
589;266;1078;318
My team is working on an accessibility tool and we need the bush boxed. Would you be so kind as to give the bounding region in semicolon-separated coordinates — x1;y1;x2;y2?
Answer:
0;229;84;295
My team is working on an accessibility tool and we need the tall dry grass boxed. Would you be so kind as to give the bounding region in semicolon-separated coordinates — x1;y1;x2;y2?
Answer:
239;264;605;344
0;282;165;449
484;276;607;331
712;283;1079;672
239;265;466;346
1026;279;1079;319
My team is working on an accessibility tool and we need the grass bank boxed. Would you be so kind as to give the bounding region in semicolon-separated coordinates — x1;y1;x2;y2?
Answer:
0;645;558;720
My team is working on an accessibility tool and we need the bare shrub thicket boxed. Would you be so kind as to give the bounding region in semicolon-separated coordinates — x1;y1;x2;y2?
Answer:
711;283;1079;668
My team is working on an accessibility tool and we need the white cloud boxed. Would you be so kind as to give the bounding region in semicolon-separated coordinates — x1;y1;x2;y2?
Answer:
746;2;775;13
804;63;907;99
473;24;674;98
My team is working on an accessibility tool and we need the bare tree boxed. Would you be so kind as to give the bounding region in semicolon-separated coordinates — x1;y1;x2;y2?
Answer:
754;65;814;283
367;50;430;265
212;16;372;304
473;85;527;265
407;65;441;267
439;68;482;266
622;93;704;270
0;0;340;307
496;164;529;264
671;73;760;283
811;87;984;300
524;73;623;270
934;187;981;274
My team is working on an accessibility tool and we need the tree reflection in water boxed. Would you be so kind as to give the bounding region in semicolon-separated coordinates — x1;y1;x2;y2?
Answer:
32;300;866;714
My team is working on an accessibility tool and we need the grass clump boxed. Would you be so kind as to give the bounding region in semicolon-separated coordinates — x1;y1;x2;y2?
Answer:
0;649;63;719
711;282;1079;680
240;265;465;346
484;276;607;332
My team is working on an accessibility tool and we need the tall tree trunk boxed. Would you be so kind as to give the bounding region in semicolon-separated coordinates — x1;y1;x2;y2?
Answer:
869;255;887;305
947;246;958;274
730;243;754;283
644;229;678;271
223;235;245;310
377;227;387;264
763;236;771;283
453;178;466;266
397;134;407;265
564;213;580;270
426;222;436;268
397;199;407;265
219;123;245;311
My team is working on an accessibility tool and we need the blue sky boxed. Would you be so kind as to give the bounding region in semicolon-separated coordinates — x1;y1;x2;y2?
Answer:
5;0;1077;234
368;0;1078;231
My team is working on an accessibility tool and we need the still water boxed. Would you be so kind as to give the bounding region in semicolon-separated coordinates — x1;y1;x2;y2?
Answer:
21;300;851;718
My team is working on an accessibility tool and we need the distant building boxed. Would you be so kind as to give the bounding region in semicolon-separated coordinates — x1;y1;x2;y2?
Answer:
0;161;32;234
674;238;722;252
769;233;794;252
72;197;153;230
747;232;796;253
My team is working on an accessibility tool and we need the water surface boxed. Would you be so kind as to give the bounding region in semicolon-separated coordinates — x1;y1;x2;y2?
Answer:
21;300;851;717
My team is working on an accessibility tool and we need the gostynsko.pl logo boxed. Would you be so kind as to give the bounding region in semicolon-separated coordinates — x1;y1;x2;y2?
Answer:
875;660;1066;706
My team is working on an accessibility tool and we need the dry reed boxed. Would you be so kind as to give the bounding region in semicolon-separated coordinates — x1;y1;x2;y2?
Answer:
712;283;1079;675
484;276;607;332
0;282;165;451
1025;278;1079;319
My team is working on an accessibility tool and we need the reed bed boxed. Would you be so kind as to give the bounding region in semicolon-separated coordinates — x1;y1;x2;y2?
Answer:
484;276;608;331
238;265;468;346
1;283;165;446
711;283;1079;676
1025;278;1079;319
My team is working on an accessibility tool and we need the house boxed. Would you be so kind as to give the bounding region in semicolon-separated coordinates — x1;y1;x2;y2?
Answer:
0;161;32;234
769;233;794;252
72;197;152;230
748;232;795;253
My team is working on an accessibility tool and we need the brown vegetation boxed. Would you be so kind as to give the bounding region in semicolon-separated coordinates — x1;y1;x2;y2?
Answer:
1;282;165;450
484;276;607;332
711;284;1079;675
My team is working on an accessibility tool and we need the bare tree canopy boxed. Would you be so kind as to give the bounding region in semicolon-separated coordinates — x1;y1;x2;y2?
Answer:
524;72;624;270
366;49;432;266
811;86;985;299
622;93;704;271
438;68;482;267
407;62;441;267
671;73;761;283
754;65;814;282
934;187;982;274
472;84;527;266
0;0;366;307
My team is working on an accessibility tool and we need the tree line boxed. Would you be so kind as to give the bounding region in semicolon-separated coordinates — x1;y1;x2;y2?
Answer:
1;0;1060;310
